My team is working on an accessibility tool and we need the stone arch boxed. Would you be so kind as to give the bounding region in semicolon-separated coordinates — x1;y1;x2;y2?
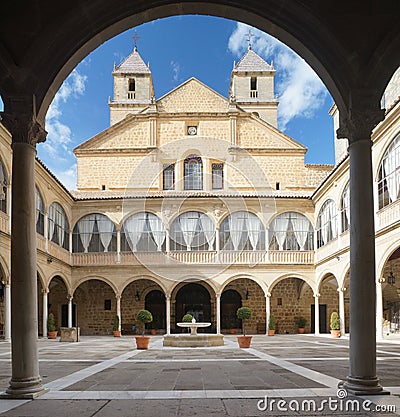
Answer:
121;277;166;335
318;273;341;334
121;274;168;296
47;275;70;332
269;275;314;334
0;254;10;285
269;273;315;294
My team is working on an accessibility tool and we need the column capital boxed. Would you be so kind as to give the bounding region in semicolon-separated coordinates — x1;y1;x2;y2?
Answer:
266;292;272;298
378;277;386;284
337;287;347;293
1;95;47;146
115;294;122;300
41;288;49;295
67;294;73;302
337;105;384;143
313;292;320;298
215;293;221;299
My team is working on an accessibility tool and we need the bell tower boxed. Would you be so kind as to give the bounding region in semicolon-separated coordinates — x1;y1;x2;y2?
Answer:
229;45;278;127
108;46;155;125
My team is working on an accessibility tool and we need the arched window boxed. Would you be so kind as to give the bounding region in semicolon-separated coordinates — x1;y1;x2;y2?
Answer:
121;212;166;252
269;212;313;251
184;154;203;190
129;78;135;92
220;211;264;251
72;214;116;253
48;202;69;249
378;133;400;209
35;187;45;235
170;211;215;251
316;200;338;248
340;183;350;233
0;159;7;213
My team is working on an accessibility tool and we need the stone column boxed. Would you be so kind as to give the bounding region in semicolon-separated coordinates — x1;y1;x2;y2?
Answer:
338;105;385;395
265;292;271;335
166;229;171;254
44;212;49;251
338;287;346;336
116;295;121;331
376;279;384;340
67;295;73;328
1;100;48;397
216;294;221;334
42;289;49;338
314;293;320;335
166;295;171;334
116;230;121;263
69;231;73;253
4;283;11;341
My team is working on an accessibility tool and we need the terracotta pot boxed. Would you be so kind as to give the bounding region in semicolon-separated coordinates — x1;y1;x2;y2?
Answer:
47;331;58;339
150;329;157;335
237;335;252;348
298;328;305;334
330;329;341;338
267;329;275;336
229;329;236;334
135;336;151;349
113;330;121;337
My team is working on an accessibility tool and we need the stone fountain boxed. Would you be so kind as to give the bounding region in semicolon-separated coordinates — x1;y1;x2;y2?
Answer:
163;318;224;347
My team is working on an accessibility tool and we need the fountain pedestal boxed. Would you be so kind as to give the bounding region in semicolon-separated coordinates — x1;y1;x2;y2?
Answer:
163;322;224;347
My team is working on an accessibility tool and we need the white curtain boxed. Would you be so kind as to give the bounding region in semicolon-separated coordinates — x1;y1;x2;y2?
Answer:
78;214;96;252
383;147;399;203
148;214;166;251
342;186;350;223
200;214;215;250
0;163;5;200
246;214;261;250
228;212;246;251
320;206;329;245
274;216;290;250
329;202;338;239
48;205;56;241
59;209;66;247
97;216;115;252
179;212;199;251
35;188;42;223
291;214;310;251
124;214;145;252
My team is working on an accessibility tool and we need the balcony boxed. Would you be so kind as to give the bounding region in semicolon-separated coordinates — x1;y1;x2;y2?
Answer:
377;199;400;230
0;212;9;234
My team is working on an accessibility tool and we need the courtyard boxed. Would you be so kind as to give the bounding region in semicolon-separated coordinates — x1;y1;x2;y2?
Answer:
0;335;400;416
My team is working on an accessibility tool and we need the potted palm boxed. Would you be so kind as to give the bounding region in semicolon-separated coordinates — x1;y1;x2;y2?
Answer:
135;309;153;349
113;315;121;337
268;313;276;336
330;311;341;338
47;313;58;339
296;317;307;334
237;306;252;348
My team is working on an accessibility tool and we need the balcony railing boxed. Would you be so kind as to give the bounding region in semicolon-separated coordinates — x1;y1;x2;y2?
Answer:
377;199;400;230
48;241;71;264
0;212;9;234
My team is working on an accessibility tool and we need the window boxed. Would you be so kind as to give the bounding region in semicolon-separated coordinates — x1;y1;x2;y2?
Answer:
170;211;215;251
378;133;400;209
269;212;313;251
128;78;135;99
220;212;264;251
212;163;224;189
163;164;175;190
121;212;166;252
48;202;69;250
184;154;203;190
250;77;258;98
104;299;111;311
340;183;350;233
72;214;117;253
0;160;7;213
35;187;45;235
316;200;338;248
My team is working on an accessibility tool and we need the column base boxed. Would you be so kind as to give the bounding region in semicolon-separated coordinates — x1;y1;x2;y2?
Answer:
1;377;49;399
342;377;390;396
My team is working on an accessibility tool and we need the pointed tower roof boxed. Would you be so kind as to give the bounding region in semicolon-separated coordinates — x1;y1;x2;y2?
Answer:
113;47;151;74
233;47;274;73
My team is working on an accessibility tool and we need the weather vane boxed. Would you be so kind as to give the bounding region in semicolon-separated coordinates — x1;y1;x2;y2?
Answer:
245;30;254;49
133;31;140;50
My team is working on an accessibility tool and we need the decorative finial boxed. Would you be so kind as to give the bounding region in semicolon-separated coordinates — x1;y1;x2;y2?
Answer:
245;30;254;50
132;31;140;51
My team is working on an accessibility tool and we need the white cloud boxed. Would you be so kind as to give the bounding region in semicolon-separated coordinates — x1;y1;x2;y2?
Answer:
170;60;181;82
228;23;329;130
51;164;77;191
44;70;87;188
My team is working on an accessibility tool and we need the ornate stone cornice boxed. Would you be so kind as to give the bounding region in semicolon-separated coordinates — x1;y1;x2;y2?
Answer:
1;112;47;146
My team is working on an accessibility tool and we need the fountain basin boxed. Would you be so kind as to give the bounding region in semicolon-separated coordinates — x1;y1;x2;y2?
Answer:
163;333;224;347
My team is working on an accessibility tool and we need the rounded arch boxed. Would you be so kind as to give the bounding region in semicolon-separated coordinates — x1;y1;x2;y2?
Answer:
119;209;161;227
221;273;268;296
374;130;400;182
269;273;315;293
377;238;400;281
120;274;168;296
0;253;10;284
316;271;340;293
48;199;72;226
72;275;118;295
268;210;314;228
72;212;116;229
36;265;47;290
48;272;71;293
170;276;217;300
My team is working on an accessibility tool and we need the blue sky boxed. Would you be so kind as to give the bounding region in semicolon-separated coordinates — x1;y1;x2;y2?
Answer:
36;15;335;189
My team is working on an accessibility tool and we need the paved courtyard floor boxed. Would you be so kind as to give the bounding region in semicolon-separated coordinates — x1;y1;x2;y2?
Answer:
0;334;400;416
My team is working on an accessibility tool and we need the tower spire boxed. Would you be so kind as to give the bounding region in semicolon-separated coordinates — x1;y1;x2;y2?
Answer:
245;30;254;50
132;31;140;51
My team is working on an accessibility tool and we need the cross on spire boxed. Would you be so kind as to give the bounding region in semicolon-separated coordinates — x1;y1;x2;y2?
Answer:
245;30;254;50
132;32;140;51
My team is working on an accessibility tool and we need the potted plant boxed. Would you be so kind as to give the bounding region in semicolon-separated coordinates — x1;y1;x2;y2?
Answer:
113;315;121;337
182;313;193;322
135;309;153;349
47;313;58;339
268;313;276;336
296;317;307;334
330;311;341;338
236;306;252;348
